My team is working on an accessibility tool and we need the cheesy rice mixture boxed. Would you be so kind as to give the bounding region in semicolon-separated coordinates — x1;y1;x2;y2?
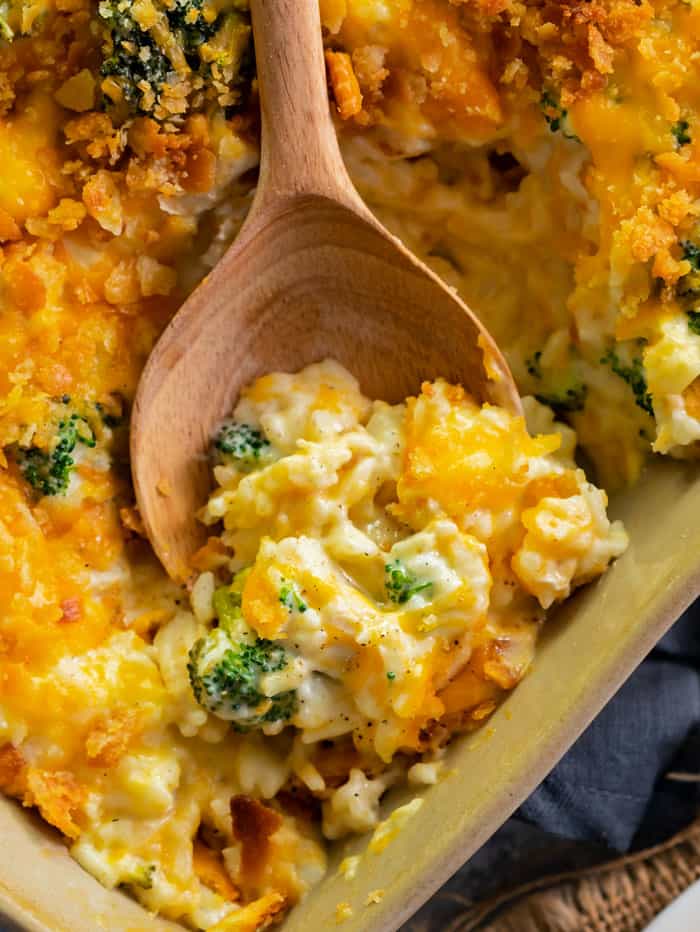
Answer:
0;0;698;927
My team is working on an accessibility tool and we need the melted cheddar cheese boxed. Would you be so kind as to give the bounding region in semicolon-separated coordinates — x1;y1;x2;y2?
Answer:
0;0;697;927
186;361;625;828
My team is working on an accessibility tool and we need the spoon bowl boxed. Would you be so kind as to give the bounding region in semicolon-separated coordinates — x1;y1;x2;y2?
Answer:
131;0;520;583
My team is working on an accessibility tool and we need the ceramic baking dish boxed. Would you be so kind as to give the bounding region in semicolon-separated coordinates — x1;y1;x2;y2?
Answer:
2;456;699;932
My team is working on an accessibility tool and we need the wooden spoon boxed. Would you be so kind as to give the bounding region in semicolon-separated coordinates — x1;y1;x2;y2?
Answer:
131;0;521;583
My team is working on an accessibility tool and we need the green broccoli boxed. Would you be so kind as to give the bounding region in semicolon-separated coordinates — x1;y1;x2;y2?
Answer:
385;559;433;605
187;628;296;728
189;567;296;728
210;567;252;634
688;311;700;336
98;0;173;112
540;91;580;141
15;412;96;496
165;0;219;63
525;350;588;415
672;120;691;148
214;421;273;471
676;242;700;317
527;355;588;415
535;382;588;415
600;346;654;416
279;579;307;614
682;241;700;272
212;585;243;632
98;0;252;118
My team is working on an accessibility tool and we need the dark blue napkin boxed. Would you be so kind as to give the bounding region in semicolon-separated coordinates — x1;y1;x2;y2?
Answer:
520;601;700;851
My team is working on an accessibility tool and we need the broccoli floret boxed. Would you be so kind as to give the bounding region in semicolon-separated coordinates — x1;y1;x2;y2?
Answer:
540;91;580;141
121;864;156;890
535;382;588;415
166;0;219;64
600;346;654;416
688;311;700;336
527;355;588;415
214;420;273;471
676;242;700;312
210;567;252;634
524;346;588;415
672;120;691;148
279;579;307;614
187;628;296;729
385;559;433;605
98;0;174;112
15;412;96;496
682;241;700;272
190;566;296;728
212;585;243;631
98;0;252;118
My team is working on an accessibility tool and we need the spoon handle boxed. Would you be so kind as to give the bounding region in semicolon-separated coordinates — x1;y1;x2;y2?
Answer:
249;0;362;209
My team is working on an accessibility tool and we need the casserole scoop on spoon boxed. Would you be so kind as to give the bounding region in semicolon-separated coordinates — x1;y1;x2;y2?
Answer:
131;0;521;583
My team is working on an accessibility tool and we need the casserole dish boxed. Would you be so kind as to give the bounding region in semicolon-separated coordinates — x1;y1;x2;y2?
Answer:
4;0;700;928
1;455;699;932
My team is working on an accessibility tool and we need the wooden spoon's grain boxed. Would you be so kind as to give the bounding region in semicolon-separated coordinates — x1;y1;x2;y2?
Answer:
131;0;520;582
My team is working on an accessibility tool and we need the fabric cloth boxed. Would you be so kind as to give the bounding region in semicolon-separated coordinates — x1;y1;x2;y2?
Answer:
520;601;700;852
